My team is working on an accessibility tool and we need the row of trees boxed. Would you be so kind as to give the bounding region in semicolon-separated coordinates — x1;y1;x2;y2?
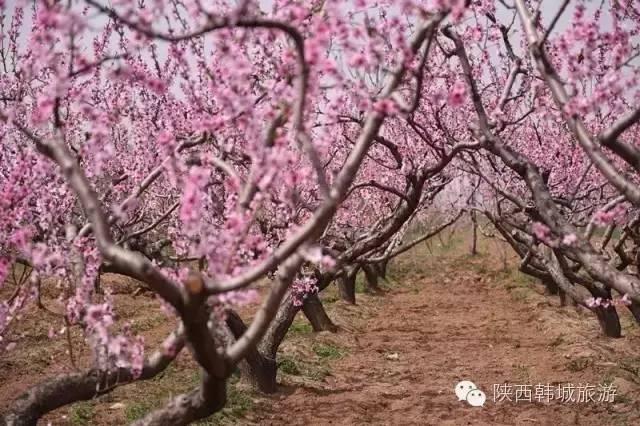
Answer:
1;0;639;424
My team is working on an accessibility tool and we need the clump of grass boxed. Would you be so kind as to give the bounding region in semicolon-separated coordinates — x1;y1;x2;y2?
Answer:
306;366;331;381
312;343;344;360
279;357;301;375
125;401;152;422
195;386;254;425
226;387;253;417
289;320;313;335
69;401;95;426
566;356;593;372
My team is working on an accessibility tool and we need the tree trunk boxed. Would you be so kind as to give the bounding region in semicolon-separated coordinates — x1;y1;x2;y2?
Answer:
594;305;622;338
559;289;568;307
542;278;559;295
375;260;389;280
225;311;278;393
626;301;640;325
225;291;301;394
338;267;357;304
362;264;381;293
470;209;478;256
234;274;338;394
302;293;337;332
133;376;226;426
237;355;277;394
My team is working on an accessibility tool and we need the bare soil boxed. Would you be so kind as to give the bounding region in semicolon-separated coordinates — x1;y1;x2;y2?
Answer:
1;236;640;425
247;240;640;426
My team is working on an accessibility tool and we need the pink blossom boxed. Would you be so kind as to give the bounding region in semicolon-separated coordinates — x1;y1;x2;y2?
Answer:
593;204;627;227
562;233;577;246
0;257;10;288
31;95;54;125
531;222;551;242
372;99;399;116
291;276;319;307
585;297;602;308
448;81;467;107
610;294;633;307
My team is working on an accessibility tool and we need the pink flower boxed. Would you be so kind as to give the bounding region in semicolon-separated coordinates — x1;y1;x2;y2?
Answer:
593;204;627;227
32;95;55;125
372;99;399;116
348;52;368;68
619;294;632;306
0;256;10;288
531;222;552;243
291;276;319;307
448;81;466;107
562;233;577;246
585;297;601;308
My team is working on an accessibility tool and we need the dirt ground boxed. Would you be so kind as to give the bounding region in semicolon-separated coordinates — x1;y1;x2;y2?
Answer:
2;236;640;425
246;240;640;426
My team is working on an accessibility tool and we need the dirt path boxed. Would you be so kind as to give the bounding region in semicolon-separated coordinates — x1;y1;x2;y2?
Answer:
248;250;640;426
2;244;640;425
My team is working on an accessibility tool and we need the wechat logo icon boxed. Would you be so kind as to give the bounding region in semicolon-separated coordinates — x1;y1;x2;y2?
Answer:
455;380;486;407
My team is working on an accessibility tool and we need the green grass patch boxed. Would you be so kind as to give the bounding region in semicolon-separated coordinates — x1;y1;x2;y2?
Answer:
306;365;331;381
289;320;313;335
279;357;301;375
124;401;152;423
69;401;95;426
312;342;344;360
194;380;254;425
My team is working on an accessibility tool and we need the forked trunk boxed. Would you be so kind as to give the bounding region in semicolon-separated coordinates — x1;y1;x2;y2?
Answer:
225;311;278;393
227;291;301;394
234;274;338;393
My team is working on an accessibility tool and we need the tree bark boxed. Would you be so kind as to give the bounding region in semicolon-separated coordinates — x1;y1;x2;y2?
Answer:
2;371;126;426
542;277;559;295
225;311;277;393
470;209;478;256
302;293;338;332
2;330;184;426
626;301;640;325
338;267;358;304
559;289;569;307
233;274;337;394
594;305;622;338
374;260;388;280
362;264;381;293
224;291;300;394
132;375;226;426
